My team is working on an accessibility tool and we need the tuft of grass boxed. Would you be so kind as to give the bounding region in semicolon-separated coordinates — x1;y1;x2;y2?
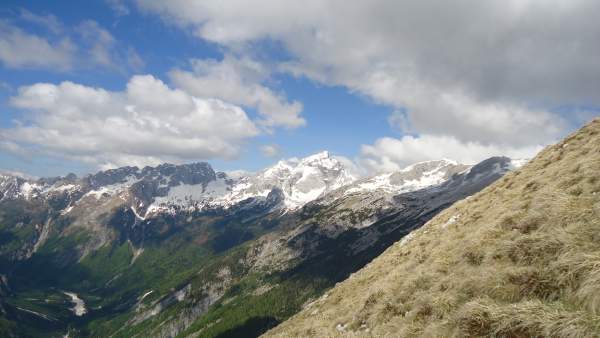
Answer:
456;298;600;338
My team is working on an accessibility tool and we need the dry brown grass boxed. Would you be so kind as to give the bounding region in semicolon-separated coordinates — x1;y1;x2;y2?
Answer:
262;118;600;338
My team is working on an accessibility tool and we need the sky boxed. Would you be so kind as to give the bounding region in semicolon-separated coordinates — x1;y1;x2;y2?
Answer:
0;0;598;178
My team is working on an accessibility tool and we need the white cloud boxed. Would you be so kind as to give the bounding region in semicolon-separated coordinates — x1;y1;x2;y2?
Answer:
343;70;567;147
135;0;325;44
106;0;131;16
78;20;116;68
78;20;142;72
126;47;145;71
0;21;75;70
0;81;12;91
359;134;541;174
0;169;38;180
387;110;411;134
19;9;64;34
0;14;143;73
170;55;305;130
1;75;260;169
137;0;598;150
334;154;365;178
0;140;31;158
260;144;281;158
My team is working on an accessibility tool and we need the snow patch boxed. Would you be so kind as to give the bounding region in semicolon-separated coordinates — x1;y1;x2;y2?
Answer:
205;151;356;210
130;206;146;221
148;176;232;212
83;176;138;200
60;205;74;215
128;240;144;265
441;214;460;229
139;290;154;302
510;158;529;169
336;323;348;332
19;182;42;198
344;160;461;196
399;232;415;247
47;184;79;193
63;292;87;316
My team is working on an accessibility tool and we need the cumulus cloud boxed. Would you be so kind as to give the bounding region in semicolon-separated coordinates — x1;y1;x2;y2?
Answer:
1;75;259;169
359;134;541;174
260;144;281;158
170;55;304;130
137;0;598;167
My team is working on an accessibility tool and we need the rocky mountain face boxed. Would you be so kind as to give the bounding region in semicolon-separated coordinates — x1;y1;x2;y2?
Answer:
0;152;518;338
263;120;600;338
148;151;357;213
0;153;356;261
241;151;356;209
254;157;513;280
335;159;469;197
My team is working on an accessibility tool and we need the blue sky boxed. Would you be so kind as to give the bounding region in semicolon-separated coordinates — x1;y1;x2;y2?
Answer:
0;0;396;176
1;1;597;177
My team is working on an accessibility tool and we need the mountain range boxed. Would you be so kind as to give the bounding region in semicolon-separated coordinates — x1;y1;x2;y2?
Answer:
264;119;600;338
0;149;521;337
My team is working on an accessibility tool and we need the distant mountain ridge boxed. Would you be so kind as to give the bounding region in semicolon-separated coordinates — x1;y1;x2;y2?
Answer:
1;151;519;219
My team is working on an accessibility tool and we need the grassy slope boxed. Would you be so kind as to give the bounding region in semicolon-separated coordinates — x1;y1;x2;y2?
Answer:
177;192;455;337
264;118;600;338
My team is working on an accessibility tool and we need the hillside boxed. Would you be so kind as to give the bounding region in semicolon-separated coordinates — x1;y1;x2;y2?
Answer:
0;152;512;337
263;119;600;338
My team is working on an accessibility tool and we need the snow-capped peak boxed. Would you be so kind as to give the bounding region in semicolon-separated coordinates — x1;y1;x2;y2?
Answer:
303;150;330;160
142;152;356;213
399;158;458;173
342;159;470;196
299;151;346;171
0;155;524;217
212;151;356;209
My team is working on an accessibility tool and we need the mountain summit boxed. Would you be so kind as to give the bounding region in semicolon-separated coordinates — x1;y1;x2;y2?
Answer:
264;119;600;337
224;151;356;209
147;151;357;212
